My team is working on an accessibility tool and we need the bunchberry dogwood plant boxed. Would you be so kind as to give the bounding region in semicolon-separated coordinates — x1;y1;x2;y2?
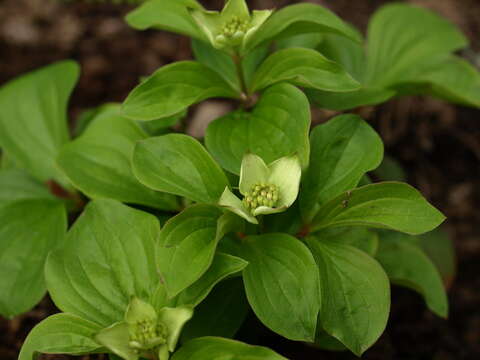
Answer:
0;0;479;359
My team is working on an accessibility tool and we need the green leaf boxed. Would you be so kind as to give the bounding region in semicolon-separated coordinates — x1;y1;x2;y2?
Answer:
306;238;390;355
276;33;324;51
133;134;229;203
73;106;102;137
0;199;66;318
58;105;179;211
263;202;303;236
18;313;103;360
406;56;480;108
318;32;366;81
372;154;407;182
205;83;310;174
306;34;395;111
244;3;361;53
308;86;395;111
0;168;54;206
174;253;248;307
191;39;240;92
314;330;347;351
141;110;187;136
300;114;383;222
45;199;160;326
95;322;136;360
311;182;446;235
241;45;270;90
123;61;238;121
251;48;360;93
314;226;379;257
157;205;224;298
0;61;79;187
180;278;249;342
125;0;204;39
1;151;16;170
241;233;320;342
310;2;470;110
172;337;288;360
365;4;467;87
191;40;269;95
376;230;448;318
417;228;456;286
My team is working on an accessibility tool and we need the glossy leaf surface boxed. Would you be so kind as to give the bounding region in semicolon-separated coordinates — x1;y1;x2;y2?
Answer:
306;238;390;355
311;182;445;235
242;233;320;342
58;105;179;210
133;134;229;203
46;199;160;326
206;83;310;174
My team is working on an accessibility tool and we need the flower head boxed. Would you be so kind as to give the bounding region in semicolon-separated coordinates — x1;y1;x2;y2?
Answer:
190;0;272;51
219;153;301;224
95;297;192;360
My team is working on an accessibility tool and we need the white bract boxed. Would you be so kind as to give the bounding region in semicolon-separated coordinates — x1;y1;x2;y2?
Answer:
190;0;272;51
219;153;301;224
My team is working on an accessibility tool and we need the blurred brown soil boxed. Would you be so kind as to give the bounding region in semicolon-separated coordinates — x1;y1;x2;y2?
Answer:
1;0;479;359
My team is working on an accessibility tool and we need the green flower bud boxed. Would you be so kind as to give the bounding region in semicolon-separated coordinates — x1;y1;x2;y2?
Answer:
215;34;227;45
243;182;280;214
128;318;167;350
232;30;245;41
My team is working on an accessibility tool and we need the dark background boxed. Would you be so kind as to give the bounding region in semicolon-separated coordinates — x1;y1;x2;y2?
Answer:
0;0;479;359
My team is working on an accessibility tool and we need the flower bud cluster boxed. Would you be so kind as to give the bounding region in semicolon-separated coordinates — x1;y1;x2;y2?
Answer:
243;183;279;213
129;319;167;350
216;16;249;45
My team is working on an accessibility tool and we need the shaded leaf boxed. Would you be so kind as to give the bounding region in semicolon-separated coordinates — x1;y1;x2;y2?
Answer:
0;61;79;186
306;238;389;355
174;253;247;307
172;337;288;360
376;230;448;318
0;199;66;318
365;4;467;87
0;169;53;206
58;105;179;210
180;279;249;343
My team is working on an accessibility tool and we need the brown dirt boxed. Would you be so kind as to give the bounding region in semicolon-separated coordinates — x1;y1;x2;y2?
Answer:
1;0;479;359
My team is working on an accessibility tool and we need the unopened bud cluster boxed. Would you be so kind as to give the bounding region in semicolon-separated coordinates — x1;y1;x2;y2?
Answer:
243;183;279;213
129;319;167;350
216;16;249;45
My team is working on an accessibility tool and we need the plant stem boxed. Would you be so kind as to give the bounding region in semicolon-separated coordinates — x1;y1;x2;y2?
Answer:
232;52;249;105
46;179;85;211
